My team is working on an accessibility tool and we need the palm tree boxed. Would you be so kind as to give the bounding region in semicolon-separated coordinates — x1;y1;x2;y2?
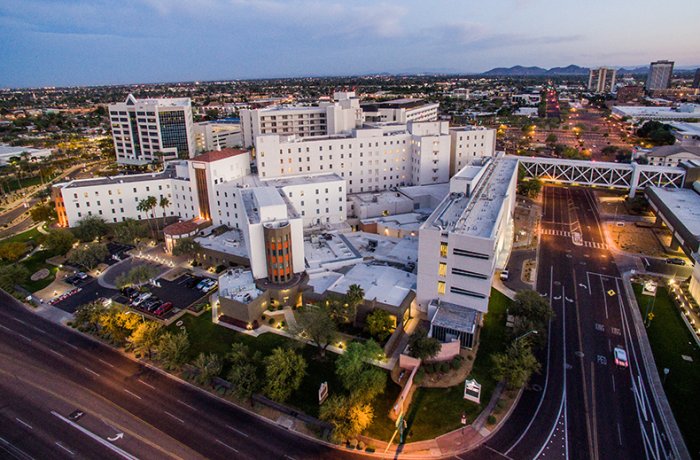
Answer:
137;196;158;241
159;196;171;231
346;284;364;325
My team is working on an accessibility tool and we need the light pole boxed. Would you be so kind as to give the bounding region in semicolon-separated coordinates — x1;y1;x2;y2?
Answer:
514;330;539;345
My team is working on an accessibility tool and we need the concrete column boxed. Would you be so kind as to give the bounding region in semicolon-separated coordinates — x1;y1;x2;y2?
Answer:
669;236;681;251
628;162;641;198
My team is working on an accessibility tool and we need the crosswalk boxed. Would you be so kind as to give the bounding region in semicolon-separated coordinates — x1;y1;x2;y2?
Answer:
541;229;571;237
583;241;608;249
541;228;608;249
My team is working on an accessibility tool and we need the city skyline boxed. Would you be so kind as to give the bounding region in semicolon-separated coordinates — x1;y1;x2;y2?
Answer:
1;0;700;88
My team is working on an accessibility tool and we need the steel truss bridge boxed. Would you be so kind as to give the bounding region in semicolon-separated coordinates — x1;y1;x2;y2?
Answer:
514;156;686;195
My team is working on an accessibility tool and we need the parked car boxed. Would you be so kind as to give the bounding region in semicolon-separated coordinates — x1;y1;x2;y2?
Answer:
144;299;162;312
666;258;686;266
154;302;173;316
132;292;152;307
76;272;89;280
121;287;139;299
613;346;628;367
500;269;509;281
201;280;218;293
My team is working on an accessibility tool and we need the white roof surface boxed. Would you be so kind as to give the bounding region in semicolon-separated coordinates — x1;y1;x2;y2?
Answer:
328;263;416;307
218;269;262;303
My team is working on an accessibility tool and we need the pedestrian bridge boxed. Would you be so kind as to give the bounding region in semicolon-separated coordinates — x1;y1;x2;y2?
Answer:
514;156;686;196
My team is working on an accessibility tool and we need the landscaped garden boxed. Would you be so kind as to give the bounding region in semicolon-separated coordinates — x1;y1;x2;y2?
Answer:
633;283;700;456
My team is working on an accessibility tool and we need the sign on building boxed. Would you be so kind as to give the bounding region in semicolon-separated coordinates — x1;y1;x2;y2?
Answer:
464;379;481;404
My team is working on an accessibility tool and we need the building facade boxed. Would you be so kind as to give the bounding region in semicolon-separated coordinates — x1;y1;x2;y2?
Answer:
588;67;617;93
449;126;497;175
239;92;362;147
194;121;242;152
361;99;439;123
646;60;674;91
108;94;196;165
416;155;518;348
255;121;451;194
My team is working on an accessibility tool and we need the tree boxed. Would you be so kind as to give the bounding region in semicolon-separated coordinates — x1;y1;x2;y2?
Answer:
365;309;394;342
137;196;158;240
0;264;29;295
156;330;190;370
68;242;108;270
30;202;56;223
73;215;109;242
319;394;374;443
72;300;106;333
636;121;675;146
98;305;140;345
227;364;259;400
408;327;441;361
112;218;148;245
335;340;386;403
510;290;554;348
116;265;158;289
491;342;541;389
172;237;202;257
295;304;338;356
43;229;75;255
545;133;557;144
264;347;307;402
0;241;28;262
517;178;542;198
192;352;223;385
159;196;171;231
128;321;162;359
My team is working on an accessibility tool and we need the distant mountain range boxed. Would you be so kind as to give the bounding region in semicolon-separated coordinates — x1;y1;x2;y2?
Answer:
481;64;700;77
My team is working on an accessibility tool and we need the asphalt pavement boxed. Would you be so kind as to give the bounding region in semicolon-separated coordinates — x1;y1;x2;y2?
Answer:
0;290;355;460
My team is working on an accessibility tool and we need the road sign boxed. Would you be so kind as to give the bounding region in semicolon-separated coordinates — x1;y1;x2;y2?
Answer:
318;382;329;405
607;289;616;296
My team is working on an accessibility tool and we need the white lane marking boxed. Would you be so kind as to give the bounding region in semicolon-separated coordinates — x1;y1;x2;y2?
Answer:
163;411;184;424
83;367;100;377
98;358;115;368
50;349;66;358
226;424;249;438
15;418;33;430
32;326;47;334
18;333;32;342
617;422;623;446
124;389;142;400
176;400;197;411
612;374;616;393
215;439;239;453
138;379;155;389
52;411;138;460
0;324;11;332
55;441;75;456
65;342;80;350
12;318;28;326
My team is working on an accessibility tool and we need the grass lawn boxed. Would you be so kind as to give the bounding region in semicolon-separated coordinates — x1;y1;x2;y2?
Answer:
366;288;512;443
171;312;342;418
1;225;42;244
633;284;700;457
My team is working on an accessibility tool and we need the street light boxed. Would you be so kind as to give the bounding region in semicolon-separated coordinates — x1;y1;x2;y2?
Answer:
515;330;539;343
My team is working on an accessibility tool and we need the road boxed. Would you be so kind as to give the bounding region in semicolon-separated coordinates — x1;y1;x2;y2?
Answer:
0;290;354;460
460;185;686;460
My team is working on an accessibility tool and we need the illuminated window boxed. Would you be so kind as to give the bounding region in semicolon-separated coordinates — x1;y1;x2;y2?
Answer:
437;281;446;295
440;242;448;258
438;262;447;277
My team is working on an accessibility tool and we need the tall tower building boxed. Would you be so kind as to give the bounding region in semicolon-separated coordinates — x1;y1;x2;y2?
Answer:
693;68;700;89
108;94;196;165
588;67;617;93
646;60;674;91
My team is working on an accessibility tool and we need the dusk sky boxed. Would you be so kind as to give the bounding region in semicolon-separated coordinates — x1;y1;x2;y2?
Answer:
1;0;699;88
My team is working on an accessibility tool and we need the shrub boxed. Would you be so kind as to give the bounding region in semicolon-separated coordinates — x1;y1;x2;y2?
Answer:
357;441;365;450
467;354;474;361
439;362;450;373
451;357;463;370
414;368;425;385
268;317;275;325
424;363;435;374
348;439;358;449
487;415;497;425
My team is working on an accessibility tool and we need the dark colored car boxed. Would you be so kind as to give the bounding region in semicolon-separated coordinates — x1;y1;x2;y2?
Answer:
666;258;686;266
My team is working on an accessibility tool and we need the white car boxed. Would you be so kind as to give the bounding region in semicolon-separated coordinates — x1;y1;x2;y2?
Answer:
500;269;509;281
614;347;628;368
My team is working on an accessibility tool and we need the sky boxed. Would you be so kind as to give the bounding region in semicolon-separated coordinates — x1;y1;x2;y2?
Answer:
1;0;699;88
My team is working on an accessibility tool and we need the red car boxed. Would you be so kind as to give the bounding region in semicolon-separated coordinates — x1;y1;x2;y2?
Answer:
154;302;173;316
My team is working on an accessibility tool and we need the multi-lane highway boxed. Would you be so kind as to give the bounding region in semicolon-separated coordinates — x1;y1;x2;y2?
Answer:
0;289;352;460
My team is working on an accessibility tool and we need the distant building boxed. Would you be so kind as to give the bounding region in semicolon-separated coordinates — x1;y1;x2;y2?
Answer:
644;145;700;167
694;69;700;89
361;99;439;123
611;103;700;121
616;85;645;103
0;144;52;166
239;91;363;148
194;121;241;152
417;155;518;348
588;67;617;93
646;60;674;91
108;94;196;166
511;94;541;106
670;122;700;146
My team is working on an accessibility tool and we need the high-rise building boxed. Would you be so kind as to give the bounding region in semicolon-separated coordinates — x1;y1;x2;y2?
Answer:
693;68;700;89
108;94;196;165
646;60;674;91
588;67;617;93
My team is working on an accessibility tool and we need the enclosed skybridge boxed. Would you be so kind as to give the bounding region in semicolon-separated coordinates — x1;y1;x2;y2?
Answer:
514;156;686;196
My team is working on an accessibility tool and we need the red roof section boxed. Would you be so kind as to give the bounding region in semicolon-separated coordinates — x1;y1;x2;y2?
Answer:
163;219;199;236
193;148;248;163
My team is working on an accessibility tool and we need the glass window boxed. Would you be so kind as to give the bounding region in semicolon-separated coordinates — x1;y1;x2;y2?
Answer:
437;281;446;295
